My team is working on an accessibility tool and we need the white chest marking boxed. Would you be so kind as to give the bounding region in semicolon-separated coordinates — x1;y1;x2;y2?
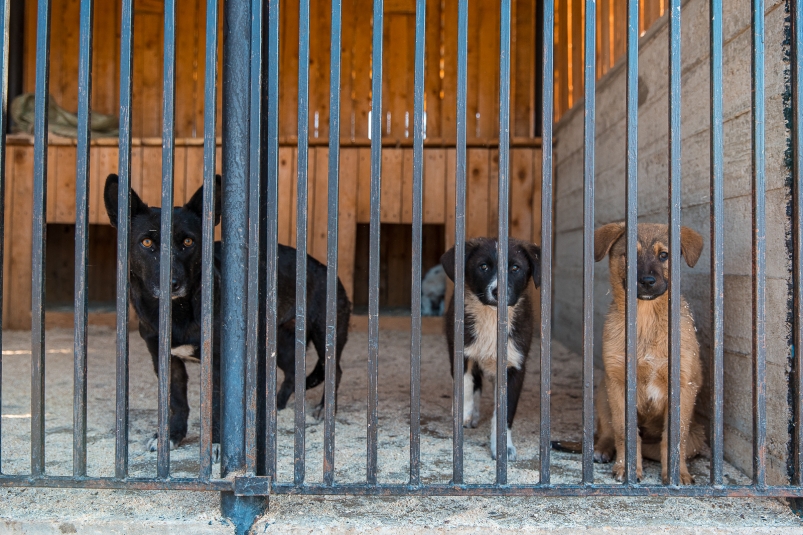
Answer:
171;344;199;362
462;291;525;377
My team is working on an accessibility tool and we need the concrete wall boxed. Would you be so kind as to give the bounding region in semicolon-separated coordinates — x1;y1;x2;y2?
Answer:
552;0;791;483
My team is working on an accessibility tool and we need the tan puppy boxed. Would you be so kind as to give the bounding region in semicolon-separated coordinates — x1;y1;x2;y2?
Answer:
593;222;707;485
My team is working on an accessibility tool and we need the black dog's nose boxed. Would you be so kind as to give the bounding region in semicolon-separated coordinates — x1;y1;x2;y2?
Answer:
639;275;656;287
172;279;181;292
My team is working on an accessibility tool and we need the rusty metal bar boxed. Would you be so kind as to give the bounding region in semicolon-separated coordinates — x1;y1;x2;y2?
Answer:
581;0;594;486
540;0;554;487
367;0;384;486
751;0;766;488
198;0;219;483
624;0;639;485
409;0;425;488
156;0;177;479
666;0;682;487
453;0;468;486
30;0;51;479
73;0;93;478
324;0;343;487
0;0;9;476
114;0;134;481
709;0;724;487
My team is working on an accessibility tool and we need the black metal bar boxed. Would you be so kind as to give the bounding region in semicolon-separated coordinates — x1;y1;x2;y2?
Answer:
409;0;425;488
295;0;311;487
581;0;595;486
73;0;94;479
539;0;554;488
30;0;51;479
624;0;639;485
0;0;9;475
264;483;803;498
453;0;468;486
324;0;343;487
115;0;135;481
157;0;177;480
495;0;512;486
666;0;682;487
794;0;803;488
199;0;219;483
367;0;384;486
245;0;264;477
751;0;766;488
709;0;724;488
264;0;280;482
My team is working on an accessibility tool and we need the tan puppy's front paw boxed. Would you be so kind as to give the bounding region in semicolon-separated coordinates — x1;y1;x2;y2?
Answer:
613;461;642;482
661;469;695;485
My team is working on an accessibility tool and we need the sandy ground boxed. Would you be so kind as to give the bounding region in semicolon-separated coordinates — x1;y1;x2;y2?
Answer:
0;325;801;533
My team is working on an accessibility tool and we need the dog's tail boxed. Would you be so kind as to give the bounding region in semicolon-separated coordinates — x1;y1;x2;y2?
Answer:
550;440;583;454
687;420;711;459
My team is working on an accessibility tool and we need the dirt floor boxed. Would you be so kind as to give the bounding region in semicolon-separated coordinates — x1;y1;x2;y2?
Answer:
0;325;802;533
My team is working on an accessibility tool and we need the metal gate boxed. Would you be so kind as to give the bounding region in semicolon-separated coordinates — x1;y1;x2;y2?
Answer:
0;0;802;532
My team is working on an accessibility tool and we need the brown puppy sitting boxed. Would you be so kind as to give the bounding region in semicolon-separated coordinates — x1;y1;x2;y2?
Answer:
593;222;707;485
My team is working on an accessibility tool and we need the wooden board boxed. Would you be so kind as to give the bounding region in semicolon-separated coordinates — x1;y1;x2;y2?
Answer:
338;148;359;300
380;148;403;223
423;148;446;224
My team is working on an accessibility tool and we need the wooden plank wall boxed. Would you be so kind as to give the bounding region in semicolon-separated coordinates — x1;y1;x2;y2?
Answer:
553;0;666;120
24;0;538;142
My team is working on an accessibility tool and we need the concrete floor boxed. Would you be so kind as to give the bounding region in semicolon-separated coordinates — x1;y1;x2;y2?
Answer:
0;326;801;533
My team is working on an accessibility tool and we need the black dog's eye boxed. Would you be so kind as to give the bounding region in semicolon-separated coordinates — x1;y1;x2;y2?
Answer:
141;238;153;248
659;251;669;261
510;264;520;272
479;263;489;271
183;238;194;247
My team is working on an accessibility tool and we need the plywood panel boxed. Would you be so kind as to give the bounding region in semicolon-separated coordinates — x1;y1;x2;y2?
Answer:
8;146;34;329
401;148;414;224
444;148;456;252
338;148;359;301
349;0;373;139
466;148;489;238
380;148;402;223
356;147;372;222
423;148;445;224
55;146;77;223
278;146;296;245
140;147;162;207
310;147;330;263
475;0;500;139
510;148;534;241
309;0;332;140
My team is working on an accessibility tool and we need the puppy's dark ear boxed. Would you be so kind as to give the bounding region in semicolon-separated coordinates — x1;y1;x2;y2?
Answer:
594;222;626;261
523;242;542;288
184;174;223;225
440;247;456;282
104;173;149;228
680;226;704;267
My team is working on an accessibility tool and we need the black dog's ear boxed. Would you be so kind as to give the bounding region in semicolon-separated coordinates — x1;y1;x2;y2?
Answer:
680;226;704;267
523;242;541;288
104;173;149;229
440;246;456;282
184;174;223;225
594;222;626;261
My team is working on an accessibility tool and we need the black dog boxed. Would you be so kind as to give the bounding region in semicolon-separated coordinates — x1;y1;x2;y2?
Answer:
440;237;540;461
104;174;351;451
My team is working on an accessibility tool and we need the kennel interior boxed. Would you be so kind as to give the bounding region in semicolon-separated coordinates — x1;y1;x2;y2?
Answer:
0;0;801;531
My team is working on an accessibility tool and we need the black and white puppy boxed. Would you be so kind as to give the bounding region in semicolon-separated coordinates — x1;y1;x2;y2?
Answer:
441;237;541;461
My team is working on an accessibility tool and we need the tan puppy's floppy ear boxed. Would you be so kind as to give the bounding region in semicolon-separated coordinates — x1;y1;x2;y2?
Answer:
680;226;704;267
594;222;626;262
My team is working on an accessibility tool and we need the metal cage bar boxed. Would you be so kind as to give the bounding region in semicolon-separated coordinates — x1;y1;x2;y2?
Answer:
199;0;219;483
795;0;803;490
539;0;554;487
367;0;384;487
751;0;767;488
0;0;8;475
495;0;512;486
409;0;426;488
294;0;311;487
324;0;343;487
72;0;93;479
156;0;178;479
581;0;595;486
245;0;264;478
452;0;468;486
30;0;51;479
114;0;135;481
666;0;682;487
624;0;639;485
709;0;724;487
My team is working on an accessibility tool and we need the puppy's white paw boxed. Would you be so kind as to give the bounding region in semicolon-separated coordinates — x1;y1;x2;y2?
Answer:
507;444;517;462
147;434;179;452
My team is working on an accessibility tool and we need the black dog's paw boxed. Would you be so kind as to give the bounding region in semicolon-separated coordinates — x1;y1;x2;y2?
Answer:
312;402;325;422
147;434;179;452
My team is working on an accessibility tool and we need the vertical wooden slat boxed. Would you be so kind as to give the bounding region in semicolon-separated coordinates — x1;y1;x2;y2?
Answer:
423;148;446;223
311;147;330;263
467;148;489;238
476;0;500;139
2;146;15;329
338;147;359;301
350;0;372;139
425;0;442;139
441;0;458;139
56;146;77;222
9;146;33;329
381;148;403;223
445;147;456;251
510;148;534;241
357;146;372;222
278;146;295;245
401;148;414;223
175;0;199;138
309;0;331;140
